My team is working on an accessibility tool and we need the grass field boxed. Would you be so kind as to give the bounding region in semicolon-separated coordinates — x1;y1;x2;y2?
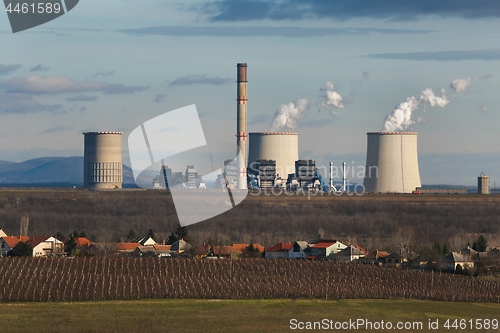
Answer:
0;299;499;332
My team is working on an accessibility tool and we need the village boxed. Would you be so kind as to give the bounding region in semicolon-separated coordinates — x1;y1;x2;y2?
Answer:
1;227;499;276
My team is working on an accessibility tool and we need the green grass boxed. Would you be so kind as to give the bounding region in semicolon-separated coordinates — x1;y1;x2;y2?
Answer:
0;299;499;332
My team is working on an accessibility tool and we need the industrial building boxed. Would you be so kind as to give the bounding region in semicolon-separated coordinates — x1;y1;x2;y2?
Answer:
478;172;490;194
185;165;198;188
295;160;317;189
363;132;421;193
248;159;277;188
83;132;123;189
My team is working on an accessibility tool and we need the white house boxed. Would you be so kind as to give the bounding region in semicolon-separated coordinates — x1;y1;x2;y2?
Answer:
310;240;347;259
334;245;367;262
438;252;474;272
26;236;64;257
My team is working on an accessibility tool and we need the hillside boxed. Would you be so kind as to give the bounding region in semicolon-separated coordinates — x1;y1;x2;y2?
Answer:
0;157;135;185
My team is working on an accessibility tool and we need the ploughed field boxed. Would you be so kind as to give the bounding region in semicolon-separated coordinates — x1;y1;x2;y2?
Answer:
0;257;499;302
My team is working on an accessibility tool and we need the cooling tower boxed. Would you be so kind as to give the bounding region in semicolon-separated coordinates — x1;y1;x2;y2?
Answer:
83;132;123;189
478;173;490;194
363;132;421;193
248;132;299;179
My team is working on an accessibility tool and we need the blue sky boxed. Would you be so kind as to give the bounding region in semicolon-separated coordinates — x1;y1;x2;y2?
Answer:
1;0;500;185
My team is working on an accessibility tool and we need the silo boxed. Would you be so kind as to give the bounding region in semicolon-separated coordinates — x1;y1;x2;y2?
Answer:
478;172;490;194
363;132;421;193
83;132;123;189
248;132;298;179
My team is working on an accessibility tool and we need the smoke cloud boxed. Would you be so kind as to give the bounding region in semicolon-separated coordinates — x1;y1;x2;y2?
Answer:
450;77;471;92
321;81;344;108
320;81;344;116
420;88;449;107
270;98;309;129
382;88;449;132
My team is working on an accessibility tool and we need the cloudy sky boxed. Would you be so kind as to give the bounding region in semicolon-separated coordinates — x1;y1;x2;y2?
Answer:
1;0;500;185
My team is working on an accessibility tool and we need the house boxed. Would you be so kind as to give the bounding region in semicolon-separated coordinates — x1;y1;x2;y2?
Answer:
309;240;347;259
288;241;312;259
382;253;402;267
133;245;171;257
132;236;157;246
112;242;141;255
75;237;92;250
438;252;474;272
170;239;192;253
212;245;238;257
408;254;434;269
462;246;487;261
194;243;212;257
86;243;117;256
26;236;64;257
0;235;29;256
232;243;265;256
0;229;7;238
359;250;390;265
265;242;293;259
334;245;367;262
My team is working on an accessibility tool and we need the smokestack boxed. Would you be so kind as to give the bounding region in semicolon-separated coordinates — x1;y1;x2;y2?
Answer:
236;63;248;189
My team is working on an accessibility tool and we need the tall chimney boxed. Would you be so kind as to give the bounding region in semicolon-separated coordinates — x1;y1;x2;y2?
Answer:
236;63;248;189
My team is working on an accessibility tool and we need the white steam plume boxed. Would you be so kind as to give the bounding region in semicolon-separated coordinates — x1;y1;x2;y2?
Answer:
382;88;449;132
420;88;449;107
450;77;471;92
321;81;344;114
270;98;309;130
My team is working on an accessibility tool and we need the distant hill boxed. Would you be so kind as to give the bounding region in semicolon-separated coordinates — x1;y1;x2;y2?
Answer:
0;157;135;185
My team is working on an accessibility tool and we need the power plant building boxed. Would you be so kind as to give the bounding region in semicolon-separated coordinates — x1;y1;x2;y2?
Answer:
83;132;123;189
248;132;299;180
478;172;490;194
249;159;277;188
363;132;421;193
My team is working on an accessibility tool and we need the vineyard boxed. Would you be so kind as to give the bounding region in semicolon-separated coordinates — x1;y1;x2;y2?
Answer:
0;257;499;302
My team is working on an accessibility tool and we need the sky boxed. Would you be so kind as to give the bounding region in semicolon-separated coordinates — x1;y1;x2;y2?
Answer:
1;0;500;186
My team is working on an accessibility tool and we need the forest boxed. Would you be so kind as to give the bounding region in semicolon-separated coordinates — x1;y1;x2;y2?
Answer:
0;189;499;254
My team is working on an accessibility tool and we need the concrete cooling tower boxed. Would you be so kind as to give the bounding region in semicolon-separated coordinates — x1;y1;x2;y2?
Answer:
363;132;421;193
248;132;299;179
83;132;123;189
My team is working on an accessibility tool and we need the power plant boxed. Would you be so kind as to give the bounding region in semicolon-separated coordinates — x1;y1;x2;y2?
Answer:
83;132;123;189
363;132;421;193
125;62;482;194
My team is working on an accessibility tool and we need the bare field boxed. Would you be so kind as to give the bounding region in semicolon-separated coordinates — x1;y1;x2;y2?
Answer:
0;299;499;333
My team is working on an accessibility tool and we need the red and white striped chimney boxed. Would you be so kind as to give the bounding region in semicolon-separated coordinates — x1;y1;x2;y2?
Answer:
236;63;248;189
